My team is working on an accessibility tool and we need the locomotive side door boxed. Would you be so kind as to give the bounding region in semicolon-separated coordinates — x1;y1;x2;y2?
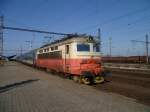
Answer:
64;44;71;73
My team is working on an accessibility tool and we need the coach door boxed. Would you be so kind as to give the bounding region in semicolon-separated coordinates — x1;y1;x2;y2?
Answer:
65;44;71;73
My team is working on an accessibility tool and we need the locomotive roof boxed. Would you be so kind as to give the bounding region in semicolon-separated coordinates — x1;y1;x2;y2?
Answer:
40;34;97;48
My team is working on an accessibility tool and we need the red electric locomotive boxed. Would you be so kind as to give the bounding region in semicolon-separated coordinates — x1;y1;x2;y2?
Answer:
35;35;105;84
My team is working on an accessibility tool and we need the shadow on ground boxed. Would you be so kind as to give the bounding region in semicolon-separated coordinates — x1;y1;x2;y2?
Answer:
0;79;39;93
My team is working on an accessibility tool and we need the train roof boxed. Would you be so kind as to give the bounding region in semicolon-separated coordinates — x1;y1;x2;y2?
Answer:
40;34;98;48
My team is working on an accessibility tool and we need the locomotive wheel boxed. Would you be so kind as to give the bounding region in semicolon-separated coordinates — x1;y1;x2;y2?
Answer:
81;76;91;85
95;76;104;84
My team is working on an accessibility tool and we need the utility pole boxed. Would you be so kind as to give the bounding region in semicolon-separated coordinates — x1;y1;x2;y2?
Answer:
20;45;23;56
109;37;112;57
146;34;149;64
131;34;150;64
97;28;101;52
0;16;4;56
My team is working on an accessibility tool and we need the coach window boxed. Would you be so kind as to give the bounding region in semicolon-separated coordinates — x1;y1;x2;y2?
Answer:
51;47;54;51
66;45;69;54
55;46;58;50
47;48;49;52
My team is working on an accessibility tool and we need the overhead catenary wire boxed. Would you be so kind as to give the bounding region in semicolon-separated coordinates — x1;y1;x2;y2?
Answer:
128;15;150;26
94;15;150;35
83;7;150;34
73;0;121;28
4;17;41;30
2;26;73;36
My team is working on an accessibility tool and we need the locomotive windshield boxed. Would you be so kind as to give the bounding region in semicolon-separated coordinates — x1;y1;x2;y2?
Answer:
77;44;90;51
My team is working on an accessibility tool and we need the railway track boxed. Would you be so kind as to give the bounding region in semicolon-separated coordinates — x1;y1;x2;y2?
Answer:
94;69;150;106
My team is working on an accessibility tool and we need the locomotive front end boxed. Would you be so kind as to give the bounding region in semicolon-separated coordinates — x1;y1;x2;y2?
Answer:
80;56;104;84
71;37;105;84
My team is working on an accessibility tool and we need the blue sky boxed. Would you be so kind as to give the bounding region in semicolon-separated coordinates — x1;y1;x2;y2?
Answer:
0;0;150;56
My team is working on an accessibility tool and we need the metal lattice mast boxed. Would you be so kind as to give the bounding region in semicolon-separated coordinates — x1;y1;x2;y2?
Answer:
97;28;101;52
131;34;150;64
145;34;149;64
109;37;112;57
0;16;4;56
